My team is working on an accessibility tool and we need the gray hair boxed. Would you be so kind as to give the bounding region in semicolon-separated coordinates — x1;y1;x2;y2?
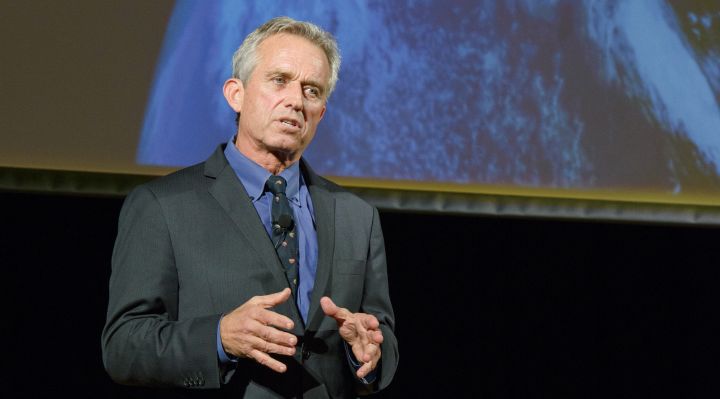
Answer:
231;16;341;99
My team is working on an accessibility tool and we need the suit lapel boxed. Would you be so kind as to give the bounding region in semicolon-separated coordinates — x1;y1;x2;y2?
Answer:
204;147;303;327
302;162;336;332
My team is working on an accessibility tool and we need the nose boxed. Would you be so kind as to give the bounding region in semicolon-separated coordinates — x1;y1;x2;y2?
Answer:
284;82;304;112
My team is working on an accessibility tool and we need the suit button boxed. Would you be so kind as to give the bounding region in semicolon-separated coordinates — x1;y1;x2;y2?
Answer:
302;346;310;360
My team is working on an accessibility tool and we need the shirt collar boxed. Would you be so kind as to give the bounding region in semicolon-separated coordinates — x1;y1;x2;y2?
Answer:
224;138;301;203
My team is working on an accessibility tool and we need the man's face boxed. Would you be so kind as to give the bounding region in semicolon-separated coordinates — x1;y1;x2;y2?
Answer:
234;33;330;159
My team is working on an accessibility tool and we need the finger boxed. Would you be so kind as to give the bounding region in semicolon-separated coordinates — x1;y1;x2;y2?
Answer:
359;344;382;378
224;310;292;342
352;342;369;365
355;341;379;363
259;325;298;348
248;349;288;373
338;315;372;346
362;342;380;362
358;314;380;330
221;329;295;359
371;329;384;345
245;318;297;347
358;347;372;364
356;359;375;379
251;288;292;308
349;322;382;346
245;334;296;357
256;308;295;331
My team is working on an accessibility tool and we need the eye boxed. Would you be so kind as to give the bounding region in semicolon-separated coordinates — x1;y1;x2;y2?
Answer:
272;76;286;85
303;86;321;99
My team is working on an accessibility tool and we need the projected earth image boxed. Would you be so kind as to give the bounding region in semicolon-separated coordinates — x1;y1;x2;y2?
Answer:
137;0;720;196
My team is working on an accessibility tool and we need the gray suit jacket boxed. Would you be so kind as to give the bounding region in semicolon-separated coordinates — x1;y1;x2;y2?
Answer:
102;145;398;398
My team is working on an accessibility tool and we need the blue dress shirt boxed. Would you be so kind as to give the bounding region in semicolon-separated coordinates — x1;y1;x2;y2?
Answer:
223;141;318;321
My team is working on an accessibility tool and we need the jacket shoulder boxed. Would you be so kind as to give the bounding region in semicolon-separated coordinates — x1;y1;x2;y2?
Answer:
134;145;227;198
142;162;207;196
301;160;376;212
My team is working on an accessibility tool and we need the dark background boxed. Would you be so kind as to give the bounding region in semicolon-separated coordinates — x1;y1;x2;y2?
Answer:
2;1;719;396
3;191;719;398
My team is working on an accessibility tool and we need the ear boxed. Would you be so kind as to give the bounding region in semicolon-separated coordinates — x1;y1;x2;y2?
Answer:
223;78;245;113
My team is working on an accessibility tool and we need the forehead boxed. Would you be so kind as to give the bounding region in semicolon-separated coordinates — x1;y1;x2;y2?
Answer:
254;33;330;83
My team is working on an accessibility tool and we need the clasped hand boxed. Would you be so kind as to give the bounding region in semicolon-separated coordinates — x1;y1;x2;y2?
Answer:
220;288;383;378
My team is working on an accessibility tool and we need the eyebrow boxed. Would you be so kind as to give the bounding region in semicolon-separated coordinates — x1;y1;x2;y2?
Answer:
266;69;327;96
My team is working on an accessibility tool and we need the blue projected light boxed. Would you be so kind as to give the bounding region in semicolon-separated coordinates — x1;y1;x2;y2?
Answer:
138;0;720;195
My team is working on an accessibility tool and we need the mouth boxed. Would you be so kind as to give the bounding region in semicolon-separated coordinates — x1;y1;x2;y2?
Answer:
279;118;302;130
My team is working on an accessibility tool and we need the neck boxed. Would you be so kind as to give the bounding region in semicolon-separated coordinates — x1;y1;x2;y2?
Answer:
234;134;299;175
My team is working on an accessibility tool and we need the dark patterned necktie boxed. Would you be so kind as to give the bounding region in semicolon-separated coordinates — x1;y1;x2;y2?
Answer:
266;175;299;298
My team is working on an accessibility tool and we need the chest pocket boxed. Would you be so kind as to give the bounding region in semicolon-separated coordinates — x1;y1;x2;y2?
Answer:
330;259;365;311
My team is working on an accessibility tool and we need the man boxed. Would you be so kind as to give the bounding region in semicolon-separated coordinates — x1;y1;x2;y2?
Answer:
102;17;398;398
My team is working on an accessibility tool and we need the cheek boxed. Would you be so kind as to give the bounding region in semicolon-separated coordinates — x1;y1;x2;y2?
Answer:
301;126;318;145
248;91;277;117
255;97;275;118
306;104;326;122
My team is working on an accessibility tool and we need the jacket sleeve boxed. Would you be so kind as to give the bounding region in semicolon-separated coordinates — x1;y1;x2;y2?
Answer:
360;207;399;393
101;185;222;389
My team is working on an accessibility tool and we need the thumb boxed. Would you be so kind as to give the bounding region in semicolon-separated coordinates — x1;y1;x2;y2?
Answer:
257;288;292;308
320;296;338;316
321;296;350;322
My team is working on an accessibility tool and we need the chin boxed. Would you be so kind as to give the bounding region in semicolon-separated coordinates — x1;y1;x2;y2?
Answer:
265;131;311;155
267;141;302;156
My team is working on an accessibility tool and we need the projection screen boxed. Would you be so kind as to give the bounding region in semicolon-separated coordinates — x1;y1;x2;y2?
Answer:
2;0;719;224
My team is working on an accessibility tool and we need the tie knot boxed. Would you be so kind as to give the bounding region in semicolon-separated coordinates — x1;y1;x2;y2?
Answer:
266;175;287;195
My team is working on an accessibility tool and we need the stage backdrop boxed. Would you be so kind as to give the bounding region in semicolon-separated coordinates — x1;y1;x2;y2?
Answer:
1;0;719;222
